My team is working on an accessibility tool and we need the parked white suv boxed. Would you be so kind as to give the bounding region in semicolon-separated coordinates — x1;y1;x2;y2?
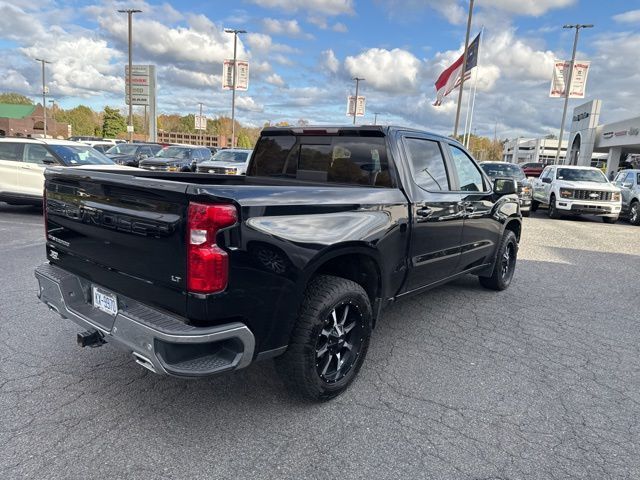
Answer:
531;165;622;223
0;137;133;206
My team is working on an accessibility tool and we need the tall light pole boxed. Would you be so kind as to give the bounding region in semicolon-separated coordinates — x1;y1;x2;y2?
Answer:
373;112;380;125
554;23;593;164
118;8;142;143
352;77;364;125
198;102;204;146
224;28;246;148
35;58;51;138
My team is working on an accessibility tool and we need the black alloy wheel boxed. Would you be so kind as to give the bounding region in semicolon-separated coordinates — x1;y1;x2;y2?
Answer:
315;301;365;384
479;230;518;291
548;195;560;219
275;275;372;401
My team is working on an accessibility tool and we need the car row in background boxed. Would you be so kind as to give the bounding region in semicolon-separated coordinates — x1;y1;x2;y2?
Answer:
105;143;164;167
480;161;532;216
0;137;136;206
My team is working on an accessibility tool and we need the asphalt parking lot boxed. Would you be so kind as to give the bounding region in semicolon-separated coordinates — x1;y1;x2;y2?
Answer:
1;203;638;480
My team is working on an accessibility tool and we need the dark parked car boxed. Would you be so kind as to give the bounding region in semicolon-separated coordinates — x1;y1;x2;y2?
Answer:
138;145;211;172
105;143;163;167
36;126;522;401
480;161;532;216
520;162;545;178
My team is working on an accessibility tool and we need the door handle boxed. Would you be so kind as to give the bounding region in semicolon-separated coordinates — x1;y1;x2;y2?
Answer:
416;207;432;217
460;201;475;213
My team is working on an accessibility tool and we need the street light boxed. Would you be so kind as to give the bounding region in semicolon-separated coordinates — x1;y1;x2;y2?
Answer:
224;28;247;148
554;23;594;165
34;58;51;138
352;77;364;125
118;8;142;143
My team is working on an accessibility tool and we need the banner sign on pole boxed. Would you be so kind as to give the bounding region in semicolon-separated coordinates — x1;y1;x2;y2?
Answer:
194;115;207;131
222;60;249;91
549;60;590;98
346;96;366;116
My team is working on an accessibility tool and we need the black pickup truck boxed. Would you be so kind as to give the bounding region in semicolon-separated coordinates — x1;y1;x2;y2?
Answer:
35;126;522;401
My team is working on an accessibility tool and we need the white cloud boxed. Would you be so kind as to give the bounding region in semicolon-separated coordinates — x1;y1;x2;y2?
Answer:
319;49;340;74
161;66;220;89
247;0;354;16
0;69;31;92
332;22;348;32
480;0;576;16
344;48;421;93
265;73;287;87
246;33;273;52
262;18;312;38
236;96;264;112
612;9;640;23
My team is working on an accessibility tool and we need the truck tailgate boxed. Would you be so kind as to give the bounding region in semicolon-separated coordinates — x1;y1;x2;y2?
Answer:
44;169;190;317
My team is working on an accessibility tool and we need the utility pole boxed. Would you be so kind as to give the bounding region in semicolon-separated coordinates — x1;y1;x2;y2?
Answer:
35;58;51;138
118;8;142;143
198;102;203;146
373;112;380;125
453;0;474;138
224;28;247;148
554;23;593;165
352;77;364;125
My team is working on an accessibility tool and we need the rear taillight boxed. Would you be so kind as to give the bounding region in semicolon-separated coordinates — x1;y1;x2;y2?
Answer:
186;202;238;294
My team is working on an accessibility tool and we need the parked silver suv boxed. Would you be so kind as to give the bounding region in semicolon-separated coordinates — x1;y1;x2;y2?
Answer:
613;169;640;225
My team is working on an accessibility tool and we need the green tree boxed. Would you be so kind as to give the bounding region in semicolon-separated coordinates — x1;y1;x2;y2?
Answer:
236;131;252;148
102;107;127;138
54;105;99;137
0;92;33;105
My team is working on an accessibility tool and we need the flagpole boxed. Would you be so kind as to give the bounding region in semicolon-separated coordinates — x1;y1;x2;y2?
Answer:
463;82;472;145
453;0;474;138
467;67;479;148
466;27;483;149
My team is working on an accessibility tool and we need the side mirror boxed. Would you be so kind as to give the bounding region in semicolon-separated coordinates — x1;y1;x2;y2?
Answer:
541;177;552;184
493;177;517;196
42;157;56;165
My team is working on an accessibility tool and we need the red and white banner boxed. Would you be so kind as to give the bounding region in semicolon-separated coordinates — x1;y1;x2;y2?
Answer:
549;60;590;98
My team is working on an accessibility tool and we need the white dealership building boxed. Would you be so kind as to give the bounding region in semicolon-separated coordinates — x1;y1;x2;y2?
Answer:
503;99;639;175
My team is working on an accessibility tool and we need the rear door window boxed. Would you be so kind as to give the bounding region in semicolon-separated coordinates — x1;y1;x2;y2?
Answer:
0;142;25;162
403;137;450;191
249;134;393;187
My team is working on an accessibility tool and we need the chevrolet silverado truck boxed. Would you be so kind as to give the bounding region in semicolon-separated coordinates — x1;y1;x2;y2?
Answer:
35;126;522;401
530;165;622;223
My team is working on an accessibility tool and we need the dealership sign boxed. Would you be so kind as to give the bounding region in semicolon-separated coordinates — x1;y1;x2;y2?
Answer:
549;60;590;98
346;96;366;116
125;64;155;106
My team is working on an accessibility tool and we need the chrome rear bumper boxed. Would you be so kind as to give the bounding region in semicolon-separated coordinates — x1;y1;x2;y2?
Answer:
35;263;255;377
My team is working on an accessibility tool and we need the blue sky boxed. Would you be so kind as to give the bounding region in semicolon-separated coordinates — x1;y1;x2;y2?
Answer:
1;0;639;138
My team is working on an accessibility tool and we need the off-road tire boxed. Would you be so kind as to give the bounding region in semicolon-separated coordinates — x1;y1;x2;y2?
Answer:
479;230;518;291
275;275;372;401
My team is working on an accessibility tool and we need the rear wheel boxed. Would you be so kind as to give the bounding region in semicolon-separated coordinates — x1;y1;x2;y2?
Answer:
629;201;640;226
479;230;518;291
547;195;561;219
275;275;372;401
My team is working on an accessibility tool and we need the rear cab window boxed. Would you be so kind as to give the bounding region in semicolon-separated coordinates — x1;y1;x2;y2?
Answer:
249;133;394;187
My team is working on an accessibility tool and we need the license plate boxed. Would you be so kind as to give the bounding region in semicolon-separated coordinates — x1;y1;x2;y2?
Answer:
92;287;118;317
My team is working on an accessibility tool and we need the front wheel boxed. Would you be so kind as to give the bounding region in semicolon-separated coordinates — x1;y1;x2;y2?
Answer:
479;230;518;291
530;200;539;213
629;201;640;226
547;195;561;219
275;275;372;401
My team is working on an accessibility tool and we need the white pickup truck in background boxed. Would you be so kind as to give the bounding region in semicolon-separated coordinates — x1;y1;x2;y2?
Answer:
530;165;622;223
